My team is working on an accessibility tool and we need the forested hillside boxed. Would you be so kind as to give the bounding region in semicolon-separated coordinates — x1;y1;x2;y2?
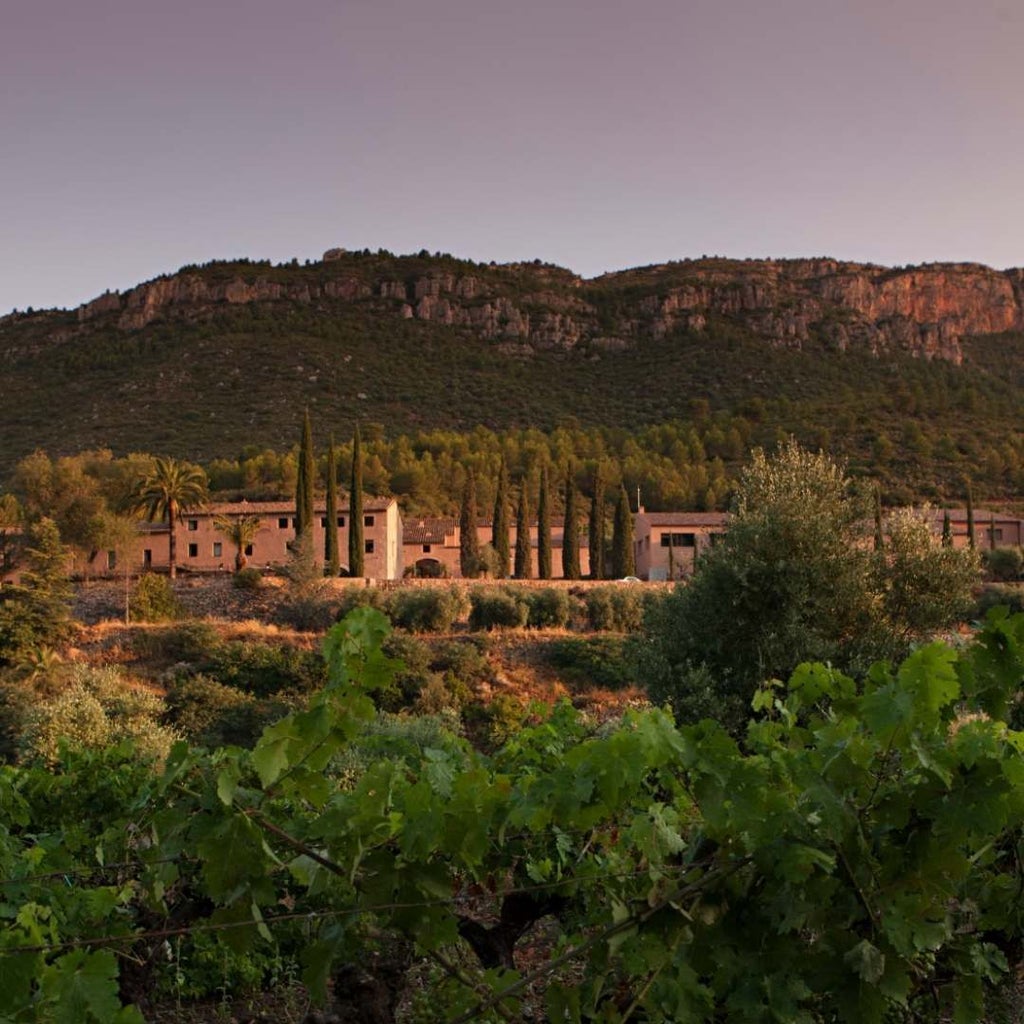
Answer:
3;250;1024;507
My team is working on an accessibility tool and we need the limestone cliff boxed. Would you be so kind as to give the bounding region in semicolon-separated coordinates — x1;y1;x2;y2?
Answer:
68;253;1024;364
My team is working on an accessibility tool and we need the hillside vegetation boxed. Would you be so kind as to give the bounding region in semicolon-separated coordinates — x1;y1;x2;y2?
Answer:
2;251;1024;507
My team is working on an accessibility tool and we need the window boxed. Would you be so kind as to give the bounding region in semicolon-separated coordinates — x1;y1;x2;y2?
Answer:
337;515;345;527
364;515;375;527
320;517;327;528
244;543;254;556
106;550;116;570
660;532;696;547
143;549;152;568
365;540;375;554
213;542;222;558
990;528;1004;542
187;543;198;558
422;544;432;553
187;519;198;531
292;518;298;528
278;517;289;529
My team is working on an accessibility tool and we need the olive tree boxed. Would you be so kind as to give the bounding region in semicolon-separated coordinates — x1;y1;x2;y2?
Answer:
642;441;980;731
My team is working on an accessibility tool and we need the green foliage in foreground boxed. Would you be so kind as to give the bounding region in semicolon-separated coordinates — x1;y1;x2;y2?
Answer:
1;607;1023;1021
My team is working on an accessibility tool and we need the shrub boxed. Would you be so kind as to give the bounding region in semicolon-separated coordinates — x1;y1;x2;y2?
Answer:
973;584;1024;618
390;587;467;633
272;586;342;632
132;621;220;663
379;633;434;711
982;547;1023;582
545;636;638;691
583;586;647;632
163;674;288;748
524;588;573;629
468;587;528;630
432;638;491;685
19;664;177;765
233;566;263;590
333;585;394;621
130;573;182;622
204;641;326;698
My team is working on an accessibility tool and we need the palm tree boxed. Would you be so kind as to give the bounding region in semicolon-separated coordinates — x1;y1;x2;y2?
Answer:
214;514;262;572
126;457;208;578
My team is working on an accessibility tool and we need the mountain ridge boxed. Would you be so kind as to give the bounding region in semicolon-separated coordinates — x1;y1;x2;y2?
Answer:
10;250;1024;366
2;249;1024;498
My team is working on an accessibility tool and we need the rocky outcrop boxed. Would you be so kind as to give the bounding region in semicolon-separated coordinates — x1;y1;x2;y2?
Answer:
67;255;1024;363
624;260;1024;364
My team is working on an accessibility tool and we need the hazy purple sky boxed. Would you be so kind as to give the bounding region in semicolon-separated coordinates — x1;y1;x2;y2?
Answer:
3;0;1023;314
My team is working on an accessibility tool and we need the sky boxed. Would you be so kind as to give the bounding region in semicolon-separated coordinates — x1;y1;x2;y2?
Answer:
2;0;1023;315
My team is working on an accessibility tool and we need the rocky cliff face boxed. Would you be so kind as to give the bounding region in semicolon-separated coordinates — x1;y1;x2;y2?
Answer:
69;254;1024;364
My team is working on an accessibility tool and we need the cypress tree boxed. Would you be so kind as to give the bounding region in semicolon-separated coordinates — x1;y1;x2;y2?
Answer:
941;509;953;548
873;485;884;552
349;424;365;577
325;435;340;576
611;484;635;579
990;512;998;551
514;478;532;579
589;464;606;580
492;457;510;578
295;409;315;548
966;482;976;550
537;464;552;580
562;462;580;580
459;468;481;578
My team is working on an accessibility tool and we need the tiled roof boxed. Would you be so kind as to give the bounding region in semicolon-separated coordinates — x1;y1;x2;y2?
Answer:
404;517;458;544
635;512;729;527
207;497;395;516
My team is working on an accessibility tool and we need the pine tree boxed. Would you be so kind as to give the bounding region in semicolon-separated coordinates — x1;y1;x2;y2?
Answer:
295;409;315;544
492;457;510;579
589;464;606;580
941;509;953;548
562;462;581;580
537;464;552;580
459;468;481;578
966;482;976;550
325;435;340;576
611;484;635;578
514;478;532;579
0;517;73;667
349;424;365;577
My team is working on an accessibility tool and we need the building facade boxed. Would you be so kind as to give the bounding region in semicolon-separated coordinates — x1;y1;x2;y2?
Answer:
80;498;404;580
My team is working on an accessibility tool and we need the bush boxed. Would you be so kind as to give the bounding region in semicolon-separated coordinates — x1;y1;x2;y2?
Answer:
468;587;528;630
545;636;638;691
330;711;469;789
272;585;342;632
204;641;326;698
233;566;263;590
130;573;182;622
973;584;1024;618
163;674;289;748
379;633;434;711
333;585;394;621
583;586;647;632
131;621;220;663
982;547;1024;582
19;664;177;765
524;588;573;629
390;587;466;633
